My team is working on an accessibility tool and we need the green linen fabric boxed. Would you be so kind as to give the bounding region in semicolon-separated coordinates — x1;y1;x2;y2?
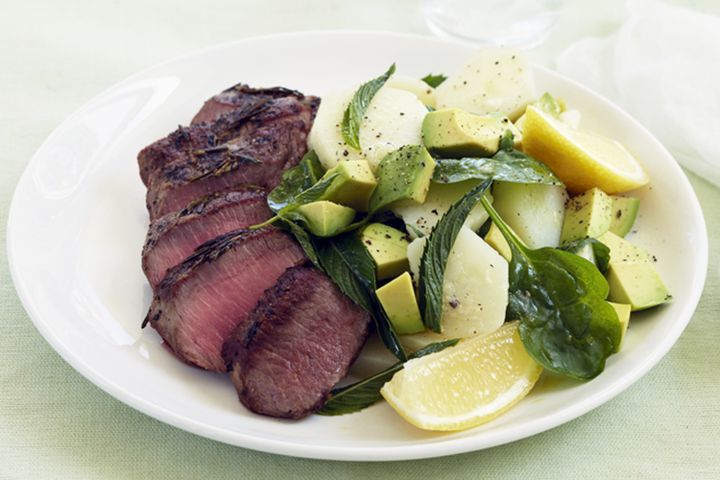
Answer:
1;1;718;478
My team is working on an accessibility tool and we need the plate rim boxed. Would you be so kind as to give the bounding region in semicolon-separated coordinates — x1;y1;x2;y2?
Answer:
6;29;709;461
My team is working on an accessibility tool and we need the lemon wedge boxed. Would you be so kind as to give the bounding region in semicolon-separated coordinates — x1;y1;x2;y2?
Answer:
380;322;542;431
522;105;649;194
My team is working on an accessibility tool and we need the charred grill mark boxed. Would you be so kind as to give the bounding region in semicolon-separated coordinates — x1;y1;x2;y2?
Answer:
142;309;161;329
227;84;307;100
142;186;268;252
178;186;265;217
188;150;261;182
154;228;268;297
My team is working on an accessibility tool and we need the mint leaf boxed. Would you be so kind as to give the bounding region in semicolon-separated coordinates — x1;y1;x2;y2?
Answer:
421;73;447;88
288;173;339;208
480;197;621;380
317;339;458;416
267;150;327;212
418;179;493;333
341;64;396;150
317;364;401;416
276;215;322;269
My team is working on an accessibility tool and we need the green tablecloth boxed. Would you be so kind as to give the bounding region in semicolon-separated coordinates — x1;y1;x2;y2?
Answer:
2;1;718;478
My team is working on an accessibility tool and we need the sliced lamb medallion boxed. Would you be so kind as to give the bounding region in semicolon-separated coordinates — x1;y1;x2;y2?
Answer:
138;86;315;186
144;95;319;219
192;84;308;125
141;187;272;288
223;266;371;419
144;228;305;372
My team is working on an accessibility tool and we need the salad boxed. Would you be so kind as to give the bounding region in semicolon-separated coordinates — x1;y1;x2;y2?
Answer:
254;48;670;431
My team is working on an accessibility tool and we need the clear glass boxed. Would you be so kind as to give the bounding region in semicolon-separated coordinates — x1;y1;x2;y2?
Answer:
424;0;563;48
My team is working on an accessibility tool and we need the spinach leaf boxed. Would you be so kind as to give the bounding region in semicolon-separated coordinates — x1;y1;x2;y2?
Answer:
432;132;563;186
560;237;611;275
418;179;493;333
314;233;406;361
480;196;621;380
268;150;325;212
341;64;396;150
421;73;447;88
317;339;458;416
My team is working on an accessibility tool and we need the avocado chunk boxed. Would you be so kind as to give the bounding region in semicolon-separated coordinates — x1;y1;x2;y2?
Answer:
598;231;670;311
360;223;410;280
560;188;613;243
609;302;631;353
376;272;424;334
422;108;508;157
598;231;651;263
368;145;435;212
321;160;377;212
608;196;640;237
606;262;670;311
484;222;511;261
295;201;355;237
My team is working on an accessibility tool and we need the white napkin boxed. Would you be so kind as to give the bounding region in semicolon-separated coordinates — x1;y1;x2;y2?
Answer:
556;0;720;187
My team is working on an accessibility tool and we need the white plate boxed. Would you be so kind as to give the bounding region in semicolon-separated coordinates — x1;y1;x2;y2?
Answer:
7;31;708;461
